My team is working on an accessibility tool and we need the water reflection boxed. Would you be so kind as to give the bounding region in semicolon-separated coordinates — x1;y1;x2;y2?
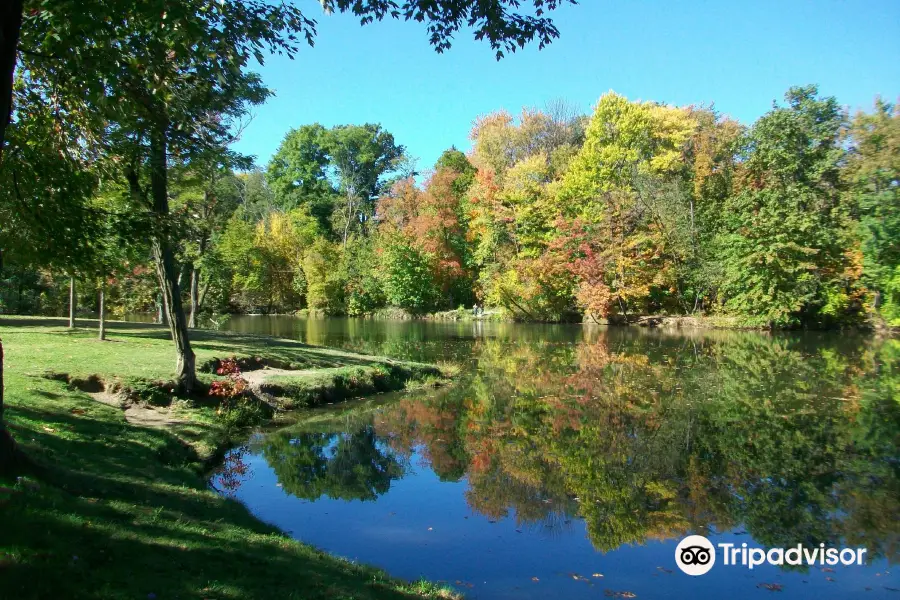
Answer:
212;323;900;597
260;428;406;502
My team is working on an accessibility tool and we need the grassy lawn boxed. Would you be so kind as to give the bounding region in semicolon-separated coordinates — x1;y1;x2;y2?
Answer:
0;317;457;600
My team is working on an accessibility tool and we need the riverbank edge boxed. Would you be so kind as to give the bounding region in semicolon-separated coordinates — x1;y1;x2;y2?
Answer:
291;306;896;332
0;318;460;600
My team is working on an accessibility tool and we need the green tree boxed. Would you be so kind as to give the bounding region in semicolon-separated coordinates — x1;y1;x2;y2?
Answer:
325;124;406;245
0;69;102;471
845;99;900;324
171;159;246;327
267;123;337;231
716;86;863;326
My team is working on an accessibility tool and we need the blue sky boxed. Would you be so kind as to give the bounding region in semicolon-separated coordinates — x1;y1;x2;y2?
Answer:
233;0;900;172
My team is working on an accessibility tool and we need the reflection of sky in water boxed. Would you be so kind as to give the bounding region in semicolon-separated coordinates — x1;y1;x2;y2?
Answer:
213;442;898;600
206;316;900;599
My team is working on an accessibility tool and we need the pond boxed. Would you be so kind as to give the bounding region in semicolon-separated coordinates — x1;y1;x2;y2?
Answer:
208;316;900;599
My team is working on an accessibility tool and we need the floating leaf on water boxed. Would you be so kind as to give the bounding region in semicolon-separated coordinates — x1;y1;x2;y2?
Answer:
757;583;783;592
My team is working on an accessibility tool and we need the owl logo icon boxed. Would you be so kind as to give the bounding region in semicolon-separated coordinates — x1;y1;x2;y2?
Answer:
675;535;716;575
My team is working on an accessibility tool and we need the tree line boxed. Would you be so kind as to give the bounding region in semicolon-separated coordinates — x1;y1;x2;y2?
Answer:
7;87;897;332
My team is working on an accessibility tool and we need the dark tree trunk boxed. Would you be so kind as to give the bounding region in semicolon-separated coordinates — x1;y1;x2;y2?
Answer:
149;124;196;391
0;249;22;474
0;337;13;472
188;265;200;328
0;0;23;161
98;283;106;341
68;276;76;328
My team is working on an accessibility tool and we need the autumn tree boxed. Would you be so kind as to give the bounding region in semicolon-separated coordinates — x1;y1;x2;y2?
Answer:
555;92;697;317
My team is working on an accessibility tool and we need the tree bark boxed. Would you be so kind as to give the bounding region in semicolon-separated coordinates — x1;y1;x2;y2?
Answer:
0;246;20;473
149;123;196;391
68;275;76;328
188;265;200;328
0;336;15;473
98;283;106;341
0;0;24;161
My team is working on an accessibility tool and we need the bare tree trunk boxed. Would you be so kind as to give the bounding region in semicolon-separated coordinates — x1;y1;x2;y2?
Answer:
188;265;199;328
342;191;355;246
149;123;196;392
68;276;76;328
0;0;24;161
98;283;106;341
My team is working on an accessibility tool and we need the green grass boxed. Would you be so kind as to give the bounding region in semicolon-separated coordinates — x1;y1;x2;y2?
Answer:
0;317;459;600
261;364;443;410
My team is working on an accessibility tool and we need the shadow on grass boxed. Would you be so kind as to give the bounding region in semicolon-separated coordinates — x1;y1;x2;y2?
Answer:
1;317;403;371
1;379;450;600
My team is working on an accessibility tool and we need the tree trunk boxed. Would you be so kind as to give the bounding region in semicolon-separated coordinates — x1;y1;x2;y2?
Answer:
98;283;106;341
0;247;20;473
155;292;169;326
0;0;24;161
149;123;196;392
188;265;200;328
0;337;16;474
68;275;76;328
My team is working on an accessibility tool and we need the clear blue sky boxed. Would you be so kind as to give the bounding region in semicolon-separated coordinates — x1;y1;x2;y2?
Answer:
233;0;900;172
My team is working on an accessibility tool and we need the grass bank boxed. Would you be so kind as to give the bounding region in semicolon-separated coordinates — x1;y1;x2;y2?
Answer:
0;317;457;600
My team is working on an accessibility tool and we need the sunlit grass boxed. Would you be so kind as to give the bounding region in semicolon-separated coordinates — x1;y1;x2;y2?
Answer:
0;317;460;600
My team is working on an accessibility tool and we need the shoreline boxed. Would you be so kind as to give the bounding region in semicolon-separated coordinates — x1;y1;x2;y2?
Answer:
220;308;894;333
0;317;459;600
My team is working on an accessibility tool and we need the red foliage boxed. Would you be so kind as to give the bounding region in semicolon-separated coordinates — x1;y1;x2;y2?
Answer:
215;357;242;376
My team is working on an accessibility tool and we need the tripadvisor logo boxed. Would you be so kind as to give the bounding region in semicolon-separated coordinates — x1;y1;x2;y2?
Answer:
675;535;716;576
674;535;868;576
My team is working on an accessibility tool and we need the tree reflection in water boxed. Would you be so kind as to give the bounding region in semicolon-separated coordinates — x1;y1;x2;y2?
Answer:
250;329;900;563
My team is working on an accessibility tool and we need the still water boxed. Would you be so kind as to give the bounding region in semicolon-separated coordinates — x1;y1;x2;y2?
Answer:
209;316;899;599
